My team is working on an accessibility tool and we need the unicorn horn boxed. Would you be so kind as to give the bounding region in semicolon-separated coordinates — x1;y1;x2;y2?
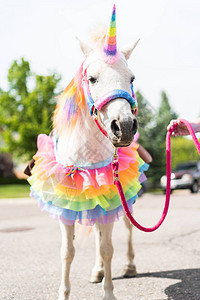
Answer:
104;4;117;56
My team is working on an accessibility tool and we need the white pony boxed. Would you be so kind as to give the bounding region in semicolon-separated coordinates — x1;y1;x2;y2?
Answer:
28;5;148;300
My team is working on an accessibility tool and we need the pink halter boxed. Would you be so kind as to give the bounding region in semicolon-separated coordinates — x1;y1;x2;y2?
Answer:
82;74;138;137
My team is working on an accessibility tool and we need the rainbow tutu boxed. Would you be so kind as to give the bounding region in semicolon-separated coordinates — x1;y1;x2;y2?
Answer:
28;134;148;226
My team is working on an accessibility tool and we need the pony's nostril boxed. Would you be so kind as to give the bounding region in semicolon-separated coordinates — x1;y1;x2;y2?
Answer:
111;120;122;138
132;119;138;134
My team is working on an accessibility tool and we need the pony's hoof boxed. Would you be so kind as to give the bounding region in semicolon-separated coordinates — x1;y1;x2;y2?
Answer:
58;286;70;300
123;263;137;277
90;270;104;283
58;297;69;300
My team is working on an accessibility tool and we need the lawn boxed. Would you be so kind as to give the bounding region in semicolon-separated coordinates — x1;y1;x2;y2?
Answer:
0;184;30;198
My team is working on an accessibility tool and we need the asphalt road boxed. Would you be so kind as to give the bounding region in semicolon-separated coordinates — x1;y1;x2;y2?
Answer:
0;191;200;300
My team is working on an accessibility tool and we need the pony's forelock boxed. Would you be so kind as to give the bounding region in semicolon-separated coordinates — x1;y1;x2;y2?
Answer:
90;26;107;45
90;27;121;65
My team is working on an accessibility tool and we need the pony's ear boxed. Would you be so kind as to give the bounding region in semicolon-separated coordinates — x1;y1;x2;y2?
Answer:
120;39;140;60
76;37;93;57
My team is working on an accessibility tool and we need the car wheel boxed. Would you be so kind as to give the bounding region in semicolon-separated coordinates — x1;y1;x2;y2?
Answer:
190;181;199;193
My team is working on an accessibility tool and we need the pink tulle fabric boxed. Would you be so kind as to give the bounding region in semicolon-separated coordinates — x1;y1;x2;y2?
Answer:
32;134;139;193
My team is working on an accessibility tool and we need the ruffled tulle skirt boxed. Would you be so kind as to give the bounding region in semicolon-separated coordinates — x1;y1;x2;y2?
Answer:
28;134;148;225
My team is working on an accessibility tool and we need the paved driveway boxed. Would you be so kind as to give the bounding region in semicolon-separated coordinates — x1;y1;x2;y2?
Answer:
0;191;200;300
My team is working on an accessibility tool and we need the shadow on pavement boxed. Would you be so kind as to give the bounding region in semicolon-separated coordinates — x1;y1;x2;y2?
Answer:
113;268;200;300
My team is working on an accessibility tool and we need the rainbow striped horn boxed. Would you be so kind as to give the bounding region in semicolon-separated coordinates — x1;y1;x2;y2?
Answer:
104;4;117;56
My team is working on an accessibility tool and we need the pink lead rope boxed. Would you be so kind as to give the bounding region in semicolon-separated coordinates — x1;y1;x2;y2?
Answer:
112;119;200;232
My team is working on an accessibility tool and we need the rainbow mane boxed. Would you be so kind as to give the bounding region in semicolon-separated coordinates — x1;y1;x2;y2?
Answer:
53;63;86;135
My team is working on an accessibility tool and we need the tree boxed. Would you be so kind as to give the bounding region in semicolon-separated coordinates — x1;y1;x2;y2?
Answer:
136;90;154;150
147;91;178;184
171;137;200;170
0;58;61;160
136;91;199;186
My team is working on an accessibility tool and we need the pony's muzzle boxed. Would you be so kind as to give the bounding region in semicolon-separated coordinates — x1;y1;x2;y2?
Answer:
110;116;137;147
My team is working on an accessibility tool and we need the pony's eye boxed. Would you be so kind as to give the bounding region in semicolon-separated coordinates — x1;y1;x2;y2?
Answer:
88;76;97;84
130;76;135;84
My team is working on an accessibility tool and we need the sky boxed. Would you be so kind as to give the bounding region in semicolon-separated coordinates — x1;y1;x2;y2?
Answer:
0;0;200;122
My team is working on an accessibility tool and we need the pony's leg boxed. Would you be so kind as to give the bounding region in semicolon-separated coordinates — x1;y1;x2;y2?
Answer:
58;221;75;300
96;222;117;300
123;216;137;277
90;224;104;283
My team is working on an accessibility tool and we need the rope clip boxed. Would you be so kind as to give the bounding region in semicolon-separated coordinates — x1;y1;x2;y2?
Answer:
112;147;119;163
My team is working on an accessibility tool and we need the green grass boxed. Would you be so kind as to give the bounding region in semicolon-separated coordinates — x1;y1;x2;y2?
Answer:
148;188;163;194
0;184;30;198
0;183;163;199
